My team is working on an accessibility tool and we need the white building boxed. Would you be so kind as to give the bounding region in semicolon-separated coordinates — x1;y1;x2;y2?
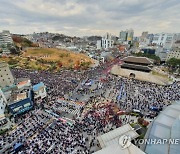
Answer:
166;47;180;61
96;40;102;50
0;30;13;54
152;33;180;49
97;33;114;49
0;62;14;89
155;47;168;62
94;124;145;154
33;82;47;101
0;89;7;120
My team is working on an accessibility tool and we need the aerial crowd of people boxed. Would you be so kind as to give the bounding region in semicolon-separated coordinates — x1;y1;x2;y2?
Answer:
0;58;179;153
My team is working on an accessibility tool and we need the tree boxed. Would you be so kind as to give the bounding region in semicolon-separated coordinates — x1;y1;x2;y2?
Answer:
166;58;180;67
166;58;180;73
80;61;91;69
9;46;20;55
142;120;149;127
137;117;144;125
8;58;18;65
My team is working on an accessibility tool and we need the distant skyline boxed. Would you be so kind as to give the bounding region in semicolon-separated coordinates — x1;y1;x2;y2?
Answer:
0;0;180;37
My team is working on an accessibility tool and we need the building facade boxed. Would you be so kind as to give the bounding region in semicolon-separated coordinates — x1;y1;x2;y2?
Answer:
127;29;134;43
0;88;7;120
0;62;14;89
101;33;113;49
0;30;13;54
155;47;168;62
119;29;134;44
166;47;180;60
33;82;47;101
119;31;128;42
97;33;114;49
140;31;148;43
152;33;180;49
96;40;102;50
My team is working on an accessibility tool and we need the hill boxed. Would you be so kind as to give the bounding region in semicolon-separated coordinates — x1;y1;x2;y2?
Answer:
0;48;94;71
12;35;38;48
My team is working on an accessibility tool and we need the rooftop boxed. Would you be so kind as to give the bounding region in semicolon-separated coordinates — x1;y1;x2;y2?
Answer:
143;101;180;154
8;89;31;105
33;82;45;92
97;124;139;148
94;124;144;154
0;61;8;68
123;56;153;65
121;63;152;72
94;141;145;154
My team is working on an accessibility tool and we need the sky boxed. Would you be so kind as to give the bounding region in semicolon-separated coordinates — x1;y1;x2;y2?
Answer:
0;0;180;37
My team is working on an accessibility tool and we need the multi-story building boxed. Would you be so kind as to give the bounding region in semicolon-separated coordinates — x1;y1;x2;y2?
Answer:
0;88;7;121
166;47;180;60
97;33;114;49
102;33;114;49
119;29;134;44
33;82;47;101
147;34;154;44
0;30;13;54
96;40;102;50
119;31;128;42
0;62;14;89
152;33;180;49
155;47;168;62
127;29;134;43
140;32;148;42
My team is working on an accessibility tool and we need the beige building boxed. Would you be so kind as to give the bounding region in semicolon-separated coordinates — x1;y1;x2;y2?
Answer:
166;47;180;60
0;62;14;88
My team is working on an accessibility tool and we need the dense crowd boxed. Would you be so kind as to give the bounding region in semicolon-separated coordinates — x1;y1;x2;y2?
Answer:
1;59;179;153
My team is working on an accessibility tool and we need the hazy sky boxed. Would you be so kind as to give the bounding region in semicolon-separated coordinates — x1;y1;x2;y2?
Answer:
0;0;180;37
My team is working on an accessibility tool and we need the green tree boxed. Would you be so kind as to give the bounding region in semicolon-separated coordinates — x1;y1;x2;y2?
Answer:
8;58;18;65
166;58;180;73
166;58;180;67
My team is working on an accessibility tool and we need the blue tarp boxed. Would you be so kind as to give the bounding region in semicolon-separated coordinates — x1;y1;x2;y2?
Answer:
150;106;159;111
85;80;94;86
33;82;45;91
14;142;23;151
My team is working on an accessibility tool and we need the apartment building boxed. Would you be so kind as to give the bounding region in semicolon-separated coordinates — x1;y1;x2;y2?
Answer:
119;29;134;43
97;33;114;49
152;33;180;49
119;31;128;42
0;30;14;54
166;47;180;60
